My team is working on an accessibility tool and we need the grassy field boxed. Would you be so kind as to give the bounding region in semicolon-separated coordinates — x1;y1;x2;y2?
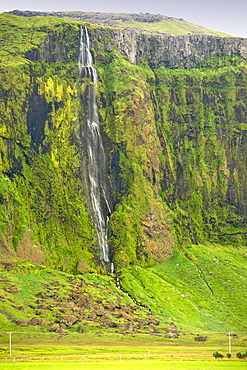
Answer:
117;18;231;36
0;243;246;335
0;332;246;366
0;360;247;370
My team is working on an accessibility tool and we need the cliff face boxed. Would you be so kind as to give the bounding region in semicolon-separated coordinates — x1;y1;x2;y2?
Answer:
28;24;247;68
0;14;247;272
92;28;247;68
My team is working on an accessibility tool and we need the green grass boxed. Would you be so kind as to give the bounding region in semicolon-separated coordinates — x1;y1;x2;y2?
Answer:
0;360;246;370
0;10;246;341
0;241;246;334
116;18;231;37
121;244;247;332
0;328;246;369
0;14;78;66
0;264;159;334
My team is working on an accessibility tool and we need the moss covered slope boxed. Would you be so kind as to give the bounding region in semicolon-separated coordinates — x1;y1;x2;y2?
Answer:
97;53;247;265
0;13;246;332
0;14;97;272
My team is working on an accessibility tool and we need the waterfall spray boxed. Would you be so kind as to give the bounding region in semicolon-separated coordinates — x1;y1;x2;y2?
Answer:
78;25;112;265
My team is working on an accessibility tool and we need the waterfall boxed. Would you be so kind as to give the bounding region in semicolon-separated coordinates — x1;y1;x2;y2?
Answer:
78;25;112;265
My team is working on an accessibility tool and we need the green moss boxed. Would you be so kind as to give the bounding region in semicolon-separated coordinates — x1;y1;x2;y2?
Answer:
0;12;247;271
154;63;247;245
0;13;247;333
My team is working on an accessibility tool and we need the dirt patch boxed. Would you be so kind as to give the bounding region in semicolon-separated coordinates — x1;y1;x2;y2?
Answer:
16;229;44;263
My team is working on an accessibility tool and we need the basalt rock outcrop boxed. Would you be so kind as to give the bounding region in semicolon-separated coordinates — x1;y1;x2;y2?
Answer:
24;23;247;68
92;28;247;68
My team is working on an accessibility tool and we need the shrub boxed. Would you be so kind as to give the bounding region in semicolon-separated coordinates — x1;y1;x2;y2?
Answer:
213;351;224;359
236;351;246;359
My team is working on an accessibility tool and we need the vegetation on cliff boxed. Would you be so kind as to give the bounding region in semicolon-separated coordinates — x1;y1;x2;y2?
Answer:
0;13;246;333
0;14;97;272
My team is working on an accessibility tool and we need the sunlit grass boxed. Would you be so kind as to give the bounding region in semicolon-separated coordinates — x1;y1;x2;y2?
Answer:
116;19;231;37
0;360;246;370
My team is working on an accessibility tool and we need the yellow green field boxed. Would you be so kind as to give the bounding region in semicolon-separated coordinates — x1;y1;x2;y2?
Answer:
0;331;246;369
0;360;247;370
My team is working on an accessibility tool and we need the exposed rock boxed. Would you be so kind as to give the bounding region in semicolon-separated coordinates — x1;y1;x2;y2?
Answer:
71;292;80;300
0;262;14;271
87;311;97;321
77;326;84;333
72;306;81;313
164;332;179;338
76;260;89;273
13;319;28;327
56;329;67;335
13;306;24;311
117;311;134;321
194;336;208;342
102;319;118;328
92;28;247;69
35;310;46;315
127;323;134;331
37;304;48;310
60;315;78;326
50;323;60;332
0;309;14;320
28;317;43;326
78;296;92;308
59;302;75;309
25;31;78;63
7;10;175;26
8;12;246;72
52;281;60;286
149;324;158;332
96;306;105;316
240;46;247;59
104;302;119;310
35;292;44;298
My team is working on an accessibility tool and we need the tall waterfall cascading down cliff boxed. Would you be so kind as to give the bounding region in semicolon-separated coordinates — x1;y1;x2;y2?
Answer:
78;25;112;266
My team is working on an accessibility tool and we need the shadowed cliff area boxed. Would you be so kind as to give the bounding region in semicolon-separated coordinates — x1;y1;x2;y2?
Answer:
0;13;246;333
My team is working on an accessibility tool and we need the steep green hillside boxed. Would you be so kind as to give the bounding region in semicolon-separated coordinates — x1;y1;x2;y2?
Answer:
122;244;247;331
0;242;246;333
0;13;246;333
0;262;164;335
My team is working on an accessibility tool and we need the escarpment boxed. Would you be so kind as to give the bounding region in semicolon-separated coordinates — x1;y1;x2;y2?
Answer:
24;23;247;68
92;28;247;67
0;13;247;273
